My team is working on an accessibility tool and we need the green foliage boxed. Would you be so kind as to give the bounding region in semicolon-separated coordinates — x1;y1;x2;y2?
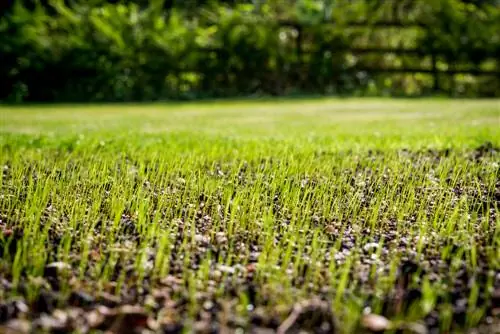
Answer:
421;0;500;62
0;0;499;102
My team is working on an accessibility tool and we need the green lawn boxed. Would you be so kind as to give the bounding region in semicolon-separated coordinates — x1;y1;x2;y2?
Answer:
0;99;499;333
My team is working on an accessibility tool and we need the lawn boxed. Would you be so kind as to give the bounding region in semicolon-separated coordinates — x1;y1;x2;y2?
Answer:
0;99;499;333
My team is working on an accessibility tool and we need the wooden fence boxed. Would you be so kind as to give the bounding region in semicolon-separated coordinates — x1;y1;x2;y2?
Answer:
188;18;499;95
280;19;499;92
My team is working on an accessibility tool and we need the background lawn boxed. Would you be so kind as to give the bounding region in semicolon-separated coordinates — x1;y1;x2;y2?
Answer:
0;99;499;333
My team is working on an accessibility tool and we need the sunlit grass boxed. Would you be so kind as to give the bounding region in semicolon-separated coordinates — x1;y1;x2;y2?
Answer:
0;98;499;332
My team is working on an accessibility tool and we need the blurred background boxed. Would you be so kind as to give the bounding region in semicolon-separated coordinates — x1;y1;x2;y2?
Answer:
1;0;499;103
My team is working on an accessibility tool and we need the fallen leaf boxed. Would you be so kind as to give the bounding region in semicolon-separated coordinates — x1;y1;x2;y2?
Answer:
277;298;336;334
108;305;149;333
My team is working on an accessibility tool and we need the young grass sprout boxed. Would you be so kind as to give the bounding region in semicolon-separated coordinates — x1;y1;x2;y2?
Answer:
0;99;498;333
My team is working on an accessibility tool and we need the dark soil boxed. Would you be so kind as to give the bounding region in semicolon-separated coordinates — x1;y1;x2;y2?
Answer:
0;145;499;334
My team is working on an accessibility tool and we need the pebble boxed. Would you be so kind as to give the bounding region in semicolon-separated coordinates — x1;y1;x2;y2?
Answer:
362;314;391;332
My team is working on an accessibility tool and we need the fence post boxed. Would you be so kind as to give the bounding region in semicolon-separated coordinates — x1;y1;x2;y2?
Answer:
296;24;303;65
431;51;440;93
296;23;303;88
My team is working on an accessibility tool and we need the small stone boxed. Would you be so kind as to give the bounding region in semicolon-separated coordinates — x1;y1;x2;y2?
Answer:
217;265;235;274
45;262;71;270
193;320;210;332
36;312;67;331
147;317;159;330
1;319;31;334
363;243;379;252
203;300;214;311
246;263;257;273
194;234;209;245
362;314;391;332
405;322;429;334
249;252;260;262
144;295;158;309
215;232;228;244
14;300;29;313
212;270;222;280
86;309;105;328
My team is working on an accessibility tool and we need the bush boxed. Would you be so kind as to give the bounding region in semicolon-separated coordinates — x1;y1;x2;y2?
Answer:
1;0;498;102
